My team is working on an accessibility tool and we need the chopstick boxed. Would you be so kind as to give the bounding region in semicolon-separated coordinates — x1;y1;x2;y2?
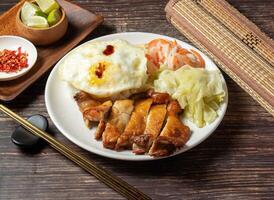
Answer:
0;104;151;200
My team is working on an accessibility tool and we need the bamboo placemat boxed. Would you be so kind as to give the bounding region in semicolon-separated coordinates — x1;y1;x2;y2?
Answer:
165;0;274;117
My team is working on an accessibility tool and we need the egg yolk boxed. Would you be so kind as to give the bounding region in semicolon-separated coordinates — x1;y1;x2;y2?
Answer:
89;61;110;85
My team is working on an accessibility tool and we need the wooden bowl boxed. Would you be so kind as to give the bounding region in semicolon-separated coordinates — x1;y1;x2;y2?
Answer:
16;6;68;46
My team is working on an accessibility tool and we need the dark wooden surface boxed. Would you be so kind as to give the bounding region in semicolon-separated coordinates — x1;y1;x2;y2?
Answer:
0;0;274;199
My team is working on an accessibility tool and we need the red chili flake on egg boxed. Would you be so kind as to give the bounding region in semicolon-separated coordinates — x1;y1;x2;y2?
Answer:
103;45;114;56
95;63;106;78
0;47;28;73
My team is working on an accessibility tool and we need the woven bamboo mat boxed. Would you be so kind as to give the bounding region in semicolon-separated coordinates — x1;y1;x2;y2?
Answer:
165;0;274;117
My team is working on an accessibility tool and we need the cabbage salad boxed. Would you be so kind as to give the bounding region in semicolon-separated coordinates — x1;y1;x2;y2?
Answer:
154;65;225;128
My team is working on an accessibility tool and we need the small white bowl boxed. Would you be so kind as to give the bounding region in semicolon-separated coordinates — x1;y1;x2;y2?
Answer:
0;35;37;81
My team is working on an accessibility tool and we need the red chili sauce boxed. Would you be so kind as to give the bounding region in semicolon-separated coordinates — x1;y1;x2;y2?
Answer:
0;47;28;73
103;45;114;56
95;63;106;78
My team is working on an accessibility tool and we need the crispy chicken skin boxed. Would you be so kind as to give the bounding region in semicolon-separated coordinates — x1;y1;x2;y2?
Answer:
147;89;170;104
102;100;134;149
149;100;190;157
74;91;101;112
74;91;112;122
115;98;153;150
132;104;167;154
74;91;101;127
95;120;106;140
74;91;112;139
83;100;112;122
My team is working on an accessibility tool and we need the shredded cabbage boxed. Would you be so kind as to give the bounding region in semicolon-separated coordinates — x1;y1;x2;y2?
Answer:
154;66;225;128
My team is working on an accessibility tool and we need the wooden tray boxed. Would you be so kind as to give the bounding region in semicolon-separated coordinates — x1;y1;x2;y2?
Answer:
0;0;103;101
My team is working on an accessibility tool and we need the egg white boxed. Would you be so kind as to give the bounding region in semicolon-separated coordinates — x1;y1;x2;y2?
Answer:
59;40;148;98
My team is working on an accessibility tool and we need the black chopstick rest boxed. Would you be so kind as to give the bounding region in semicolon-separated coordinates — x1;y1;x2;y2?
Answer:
11;115;48;148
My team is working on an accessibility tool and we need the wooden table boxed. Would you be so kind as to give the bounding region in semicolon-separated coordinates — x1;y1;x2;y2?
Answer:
1;0;273;199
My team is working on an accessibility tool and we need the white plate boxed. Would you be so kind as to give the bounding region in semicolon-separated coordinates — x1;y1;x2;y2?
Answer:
0;36;37;81
45;32;228;161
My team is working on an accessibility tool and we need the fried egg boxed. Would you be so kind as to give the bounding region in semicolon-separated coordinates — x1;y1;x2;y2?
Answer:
59;40;148;98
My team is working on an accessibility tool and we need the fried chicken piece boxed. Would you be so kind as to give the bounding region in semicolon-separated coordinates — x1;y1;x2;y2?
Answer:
74;91;101;127
102;100;134;149
147;89;170;104
115;98;153;150
74;91;101;112
95;120;106;140
83;100;112;122
132;104;167;154
166;100;182;115
149;100;190;157
91;100;113;139
74;91;112;138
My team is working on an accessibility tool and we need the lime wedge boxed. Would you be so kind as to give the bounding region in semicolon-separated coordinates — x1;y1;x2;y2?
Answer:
35;10;48;19
35;0;60;14
26;16;49;28
47;9;62;26
21;2;40;25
